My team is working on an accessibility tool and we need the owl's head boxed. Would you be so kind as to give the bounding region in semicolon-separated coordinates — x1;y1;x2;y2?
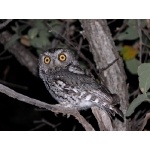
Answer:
39;48;78;75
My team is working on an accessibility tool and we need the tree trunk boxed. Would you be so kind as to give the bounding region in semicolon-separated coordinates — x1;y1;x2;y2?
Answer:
80;19;130;131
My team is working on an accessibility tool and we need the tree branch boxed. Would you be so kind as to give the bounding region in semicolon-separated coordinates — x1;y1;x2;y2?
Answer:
137;19;143;64
0;83;94;131
91;107;113;131
0;31;38;76
0;19;13;30
80;19;129;131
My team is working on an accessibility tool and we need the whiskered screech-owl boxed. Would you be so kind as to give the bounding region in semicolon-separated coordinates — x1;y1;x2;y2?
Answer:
39;48;123;118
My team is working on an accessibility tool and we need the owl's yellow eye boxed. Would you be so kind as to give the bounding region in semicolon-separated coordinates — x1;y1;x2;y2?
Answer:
44;56;51;64
58;53;66;61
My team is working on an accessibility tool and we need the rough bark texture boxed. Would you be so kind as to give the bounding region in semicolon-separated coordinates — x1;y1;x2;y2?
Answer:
80;19;129;131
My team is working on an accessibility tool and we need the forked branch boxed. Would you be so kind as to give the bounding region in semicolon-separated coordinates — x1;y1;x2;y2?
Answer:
0;83;94;131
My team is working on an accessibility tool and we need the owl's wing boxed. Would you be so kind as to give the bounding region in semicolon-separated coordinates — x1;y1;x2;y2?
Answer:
51;72;113;104
51;74;123;118
98;83;120;105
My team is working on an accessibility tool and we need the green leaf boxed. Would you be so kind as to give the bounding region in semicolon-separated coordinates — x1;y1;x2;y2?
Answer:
125;58;140;74
138;63;150;94
40;36;51;48
34;20;47;30
118;26;139;40
126;93;150;117
127;19;136;26
128;19;146;28
5;34;20;50
39;30;49;38
117;20;146;41
38;30;51;48
30;37;43;49
28;28;39;39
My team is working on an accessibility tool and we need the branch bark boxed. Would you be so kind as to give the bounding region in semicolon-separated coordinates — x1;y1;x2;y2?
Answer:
0;83;94;131
0;19;13;30
91;107;113;131
80;19;129;131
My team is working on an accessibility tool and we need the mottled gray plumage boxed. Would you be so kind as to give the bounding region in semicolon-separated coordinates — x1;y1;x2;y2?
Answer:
39;48;123;118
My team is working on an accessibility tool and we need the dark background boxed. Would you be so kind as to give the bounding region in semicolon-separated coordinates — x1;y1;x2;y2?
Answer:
0;19;143;130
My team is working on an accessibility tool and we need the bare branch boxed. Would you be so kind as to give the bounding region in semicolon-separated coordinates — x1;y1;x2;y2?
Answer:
30;123;46;131
0;19;13;30
113;19;128;40
107;19;117;25
0;31;38;76
137;20;143;63
0;83;94;131
33;119;61;130
0;79;28;90
140;112;150;131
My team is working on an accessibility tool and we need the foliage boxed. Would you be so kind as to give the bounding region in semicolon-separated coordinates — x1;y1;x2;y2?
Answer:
126;63;150;117
1;19;150;130
120;45;138;60
126;93;150;117
6;20;66;54
112;19;150;130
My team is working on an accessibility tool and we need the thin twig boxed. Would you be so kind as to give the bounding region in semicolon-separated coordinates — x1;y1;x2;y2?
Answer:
48;24;77;49
0;49;7;56
34;119;61;129
113;19;128;40
0;80;28;90
0;19;13;30
137;19;143;64
142;29;150;41
77;37;83;52
98;58;119;73
142;43;150;49
0;55;12;60
107;19;117;25
142;29;150;62
140;112;150;131
0;83;95;131
42;119;61;128
30;123;46;131
142;40;150;63
129;88;140;98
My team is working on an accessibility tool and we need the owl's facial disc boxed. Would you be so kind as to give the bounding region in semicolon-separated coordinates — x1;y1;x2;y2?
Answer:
39;49;76;73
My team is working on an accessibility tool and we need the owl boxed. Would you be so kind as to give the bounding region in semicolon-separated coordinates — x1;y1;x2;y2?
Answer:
39;48;123;118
